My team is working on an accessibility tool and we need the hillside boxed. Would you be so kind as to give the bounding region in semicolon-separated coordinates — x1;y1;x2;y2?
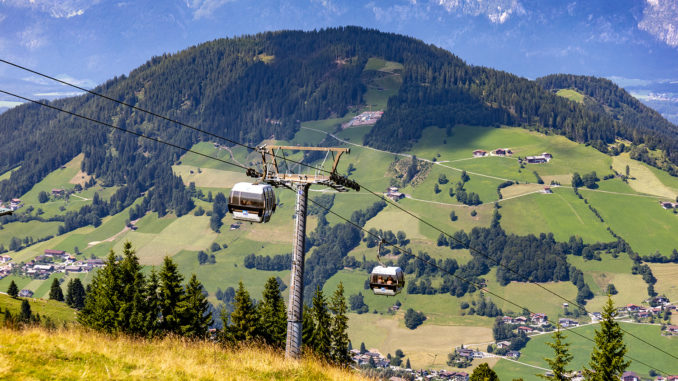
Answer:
0;28;677;378
0;327;365;380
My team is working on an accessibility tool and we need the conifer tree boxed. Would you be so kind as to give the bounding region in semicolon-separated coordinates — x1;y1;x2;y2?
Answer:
406;358;411;369
49;278;64;301
65;278;86;309
78;250;121;332
259;277;287;348
178;274;213;338
301;304;314;349
19;299;32;324
309;286;332;359
144;269;161;337
470;363;499;381
584;296;630;380
329;282;350;365
7;280;18;298
159;256;185;334
539;325;572;380
224;281;259;342
118;242;147;335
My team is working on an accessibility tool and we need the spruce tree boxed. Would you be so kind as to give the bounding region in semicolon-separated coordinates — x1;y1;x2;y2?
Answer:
65;278;86;309
49;278;64;301
259;277;287;348
301;304;314;349
118;242;147;335
470;363;499;381
7;280;18;298
539;325;572;380
144;269;161;337
78;250;121;332
309;286;332;360
159;256;185;334
178;274;213;338
406;358;411;369
329;282;350;365
584;296;630;380
225;281;259;342
19;299;32;323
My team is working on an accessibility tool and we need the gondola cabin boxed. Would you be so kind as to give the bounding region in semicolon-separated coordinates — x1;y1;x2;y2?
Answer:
228;182;276;223
369;266;405;296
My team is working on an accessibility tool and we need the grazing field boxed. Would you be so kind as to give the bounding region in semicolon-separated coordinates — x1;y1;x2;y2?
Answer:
582;188;677;256
0;293;76;323
0;220;61;248
0;327;365;381
556;89;586;103
648;263;678;301
172;166;250;189
499;187;613;243
612;153;678;199
493;322;678;380
0;166;20;181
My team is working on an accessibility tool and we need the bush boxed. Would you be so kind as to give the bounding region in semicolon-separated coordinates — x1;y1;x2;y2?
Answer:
404;308;426;329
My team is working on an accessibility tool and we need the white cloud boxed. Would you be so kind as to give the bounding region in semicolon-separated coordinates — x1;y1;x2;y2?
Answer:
1;0;95;18
185;0;234;19
0;13;6;23
19;25;46;50
638;0;678;48
33;91;84;97
54;74;96;89
0;100;24;109
437;0;525;24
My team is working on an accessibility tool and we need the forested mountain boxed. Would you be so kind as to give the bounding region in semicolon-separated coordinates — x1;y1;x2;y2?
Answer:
1;26;677;222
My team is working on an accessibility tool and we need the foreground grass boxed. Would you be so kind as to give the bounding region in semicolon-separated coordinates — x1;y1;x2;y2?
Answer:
0;327;367;381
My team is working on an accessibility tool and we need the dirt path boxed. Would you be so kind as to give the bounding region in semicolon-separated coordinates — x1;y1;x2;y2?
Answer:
87;218;140;248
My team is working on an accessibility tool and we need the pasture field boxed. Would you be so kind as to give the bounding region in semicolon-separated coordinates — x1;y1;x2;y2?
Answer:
648;263;678;301
493;322;678;380
134;213;177;234
556;89;586;103
0;165;20;181
612;153;678;199
363;57;403;72
581;187;677;256
0;220;61;248
404;163;503;205
172;166;250;189
499;187;613;243
0;293;76;323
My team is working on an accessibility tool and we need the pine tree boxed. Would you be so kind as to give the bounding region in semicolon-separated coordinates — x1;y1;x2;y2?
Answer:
78;249;121;332
584;296;630;380
309;286;332;360
144;269;161;337
7;280;18;298
406;358;411;369
65;278;86;309
539;325;572;380
49;278;64;301
470;363;499;381
178;274;213;338
224;281;259;342
301;304;314;349
329;282;350;365
19;299;32;324
259;277;287;348
159;256;185;334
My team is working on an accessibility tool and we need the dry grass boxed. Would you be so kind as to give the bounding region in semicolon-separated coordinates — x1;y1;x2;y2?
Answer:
612;153;677;198
0;327;367;380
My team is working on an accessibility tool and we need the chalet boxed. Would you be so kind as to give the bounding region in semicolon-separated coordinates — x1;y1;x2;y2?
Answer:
18;289;34;298
591;312;602;320
526;153;552;164
666;325;678;334
667;376;678;381
34;264;54;271
51;188;65;196
502;316;515;324
506;351;521;359
637;310;650;318
450;372;469;381
542;186;553;194
44;249;66;257
65;265;81;272
496;340;511;349
472;150;487;157
457;348;474;358
622;371;639;381
558;318;579;327
513;316;528;324
385;186;404;202
530;312;548;325
0;254;11;263
9;198;22;210
85;259;105;267
517;326;534;334
653;296;670;305
626;304;641;312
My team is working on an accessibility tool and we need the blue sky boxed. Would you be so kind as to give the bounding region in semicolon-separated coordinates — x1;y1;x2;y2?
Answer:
1;0;677;122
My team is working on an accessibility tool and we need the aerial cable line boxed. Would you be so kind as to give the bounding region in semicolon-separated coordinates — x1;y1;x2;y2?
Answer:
3;88;674;373
4;60;676;361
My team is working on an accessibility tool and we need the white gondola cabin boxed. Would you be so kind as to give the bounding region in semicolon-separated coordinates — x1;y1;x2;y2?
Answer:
228;182;276;223
369;266;405;296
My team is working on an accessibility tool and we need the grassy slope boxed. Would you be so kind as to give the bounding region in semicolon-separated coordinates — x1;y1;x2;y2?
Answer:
556;89;586;104
0;293;76;323
493;322;678;381
0;327;366;381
